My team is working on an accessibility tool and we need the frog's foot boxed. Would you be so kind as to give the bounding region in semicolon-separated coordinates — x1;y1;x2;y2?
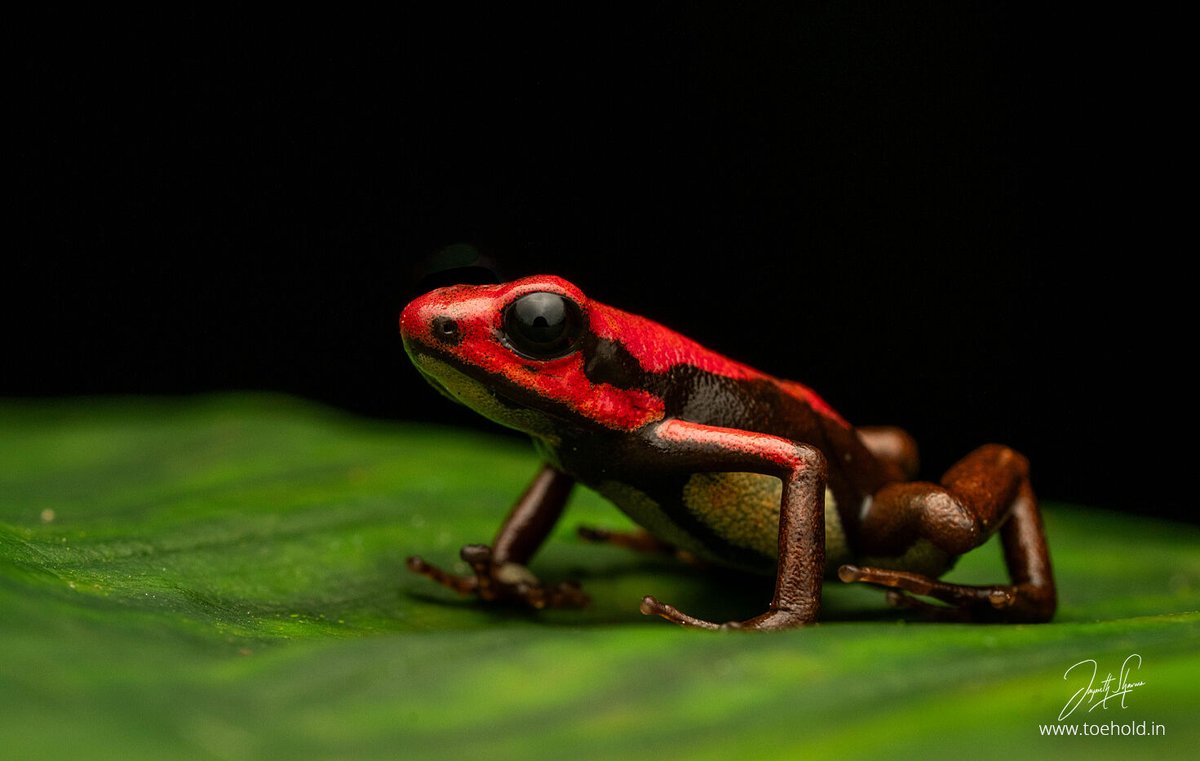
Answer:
639;595;813;631
838;564;1038;622
639;595;721;630
578;526;703;566
407;544;589;610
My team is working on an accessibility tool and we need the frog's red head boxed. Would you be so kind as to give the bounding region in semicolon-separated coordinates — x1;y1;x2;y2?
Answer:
400;275;667;436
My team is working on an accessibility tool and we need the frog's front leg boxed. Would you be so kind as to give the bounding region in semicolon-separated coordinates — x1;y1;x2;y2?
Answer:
638;419;827;631
840;444;1056;622
407;463;589;609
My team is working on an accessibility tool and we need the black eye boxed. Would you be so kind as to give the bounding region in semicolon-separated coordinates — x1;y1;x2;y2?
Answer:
503;292;584;359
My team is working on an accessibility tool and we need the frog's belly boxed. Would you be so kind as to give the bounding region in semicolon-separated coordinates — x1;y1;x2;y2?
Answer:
597;472;853;575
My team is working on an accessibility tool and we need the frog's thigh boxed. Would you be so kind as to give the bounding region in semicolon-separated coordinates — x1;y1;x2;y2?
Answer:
682;473;851;572
856;443;1033;577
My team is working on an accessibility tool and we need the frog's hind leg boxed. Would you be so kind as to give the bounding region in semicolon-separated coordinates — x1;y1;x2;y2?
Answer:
840;444;1056;622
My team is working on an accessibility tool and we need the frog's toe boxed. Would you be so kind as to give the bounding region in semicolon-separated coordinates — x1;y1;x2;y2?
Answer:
639;595;722;630
406;554;479;596
844;563;1048;622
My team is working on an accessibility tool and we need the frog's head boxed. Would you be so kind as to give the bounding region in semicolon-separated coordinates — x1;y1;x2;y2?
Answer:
400;275;666;437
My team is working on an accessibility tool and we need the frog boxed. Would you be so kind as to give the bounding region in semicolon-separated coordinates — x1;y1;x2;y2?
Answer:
399;274;1056;630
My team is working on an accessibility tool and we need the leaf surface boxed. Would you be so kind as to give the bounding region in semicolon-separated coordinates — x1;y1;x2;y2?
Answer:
2;395;1196;760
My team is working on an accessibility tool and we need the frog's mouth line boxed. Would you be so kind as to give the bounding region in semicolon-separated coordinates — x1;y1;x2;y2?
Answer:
405;343;579;439
407;346;533;415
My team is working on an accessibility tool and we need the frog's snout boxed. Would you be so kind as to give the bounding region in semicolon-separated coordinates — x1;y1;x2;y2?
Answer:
398;296;427;342
400;294;451;348
400;287;484;357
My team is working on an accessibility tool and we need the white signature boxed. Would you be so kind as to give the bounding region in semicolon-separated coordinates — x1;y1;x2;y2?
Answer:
1059;653;1146;720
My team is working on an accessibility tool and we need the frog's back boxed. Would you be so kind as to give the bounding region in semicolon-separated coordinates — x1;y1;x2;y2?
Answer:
651;361;893;492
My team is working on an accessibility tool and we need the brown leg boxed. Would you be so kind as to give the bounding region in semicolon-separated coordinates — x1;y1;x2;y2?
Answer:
637;419;827;630
996;479;1056;620
840;444;1056;622
407;463;590;609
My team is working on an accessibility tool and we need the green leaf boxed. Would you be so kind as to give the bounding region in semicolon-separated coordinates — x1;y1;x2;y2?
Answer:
2;394;1197;760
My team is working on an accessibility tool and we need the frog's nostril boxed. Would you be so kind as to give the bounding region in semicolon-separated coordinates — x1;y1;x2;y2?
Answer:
431;316;462;345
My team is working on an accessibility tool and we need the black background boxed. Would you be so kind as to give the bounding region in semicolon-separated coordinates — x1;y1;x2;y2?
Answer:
9;6;1192;523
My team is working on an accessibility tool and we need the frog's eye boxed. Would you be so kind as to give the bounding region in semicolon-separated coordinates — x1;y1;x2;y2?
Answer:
503;292;584;359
